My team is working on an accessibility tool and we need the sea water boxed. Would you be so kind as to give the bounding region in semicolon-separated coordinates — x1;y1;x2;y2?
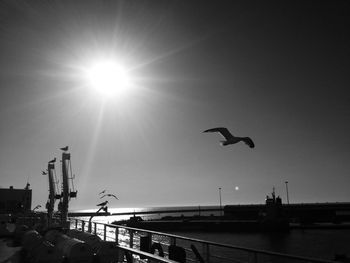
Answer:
75;205;221;223
74;206;350;261
168;229;350;260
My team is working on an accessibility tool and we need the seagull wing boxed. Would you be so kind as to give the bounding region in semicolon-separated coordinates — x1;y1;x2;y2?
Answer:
203;127;235;140
96;201;108;206
100;194;107;199
242;137;255;148
99;190;106;195
108;194;119;200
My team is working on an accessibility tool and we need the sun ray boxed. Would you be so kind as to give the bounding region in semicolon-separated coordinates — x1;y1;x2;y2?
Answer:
79;102;106;193
129;33;213;71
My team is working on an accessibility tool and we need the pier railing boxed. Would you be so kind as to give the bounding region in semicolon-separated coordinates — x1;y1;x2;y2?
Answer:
69;218;337;263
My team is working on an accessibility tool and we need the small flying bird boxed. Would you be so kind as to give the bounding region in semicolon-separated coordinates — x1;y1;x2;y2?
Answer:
100;194;119;200
42;170;47;175
96;200;109;206
33;205;41;211
99;190;106;195
60;146;69;151
49;158;56;163
203;127;255;148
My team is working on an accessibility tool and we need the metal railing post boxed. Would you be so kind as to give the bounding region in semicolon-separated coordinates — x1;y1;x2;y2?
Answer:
94;222;97;235
103;224;107;241
75;219;78;229
129;229;134;248
88;221;92;233
82;220;85;232
115;227;119;245
203;243;210;263
170;236;176;246
249;251;258;263
148;232;153;243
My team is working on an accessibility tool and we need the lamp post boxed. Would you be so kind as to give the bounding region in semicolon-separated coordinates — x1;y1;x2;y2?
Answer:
285;181;290;205
219;187;222;217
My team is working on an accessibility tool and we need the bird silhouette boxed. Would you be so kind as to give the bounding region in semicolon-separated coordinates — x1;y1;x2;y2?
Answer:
203;127;255;148
96;200;109;206
60;146;69;151
33;205;41;211
100;194;119;200
99;190;106;195
42;170;47;175
49;158;56;163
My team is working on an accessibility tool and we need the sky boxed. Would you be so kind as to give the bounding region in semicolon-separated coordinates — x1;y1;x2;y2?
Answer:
0;0;349;211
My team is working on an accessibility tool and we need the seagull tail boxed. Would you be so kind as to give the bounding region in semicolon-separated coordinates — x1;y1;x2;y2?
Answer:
220;141;229;146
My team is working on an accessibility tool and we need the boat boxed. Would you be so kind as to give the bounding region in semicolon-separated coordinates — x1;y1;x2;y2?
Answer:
259;188;290;231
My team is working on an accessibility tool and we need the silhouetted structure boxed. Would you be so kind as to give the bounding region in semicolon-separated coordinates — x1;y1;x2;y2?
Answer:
0;185;32;213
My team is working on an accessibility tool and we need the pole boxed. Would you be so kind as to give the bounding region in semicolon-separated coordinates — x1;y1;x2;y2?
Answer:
219;187;222;217
285;181;290;205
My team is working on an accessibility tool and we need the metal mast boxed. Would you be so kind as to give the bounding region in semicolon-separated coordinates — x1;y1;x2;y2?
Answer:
60;152;70;226
46;162;56;225
58;149;77;227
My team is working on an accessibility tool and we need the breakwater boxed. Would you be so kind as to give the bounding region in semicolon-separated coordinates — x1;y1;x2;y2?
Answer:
224;202;350;223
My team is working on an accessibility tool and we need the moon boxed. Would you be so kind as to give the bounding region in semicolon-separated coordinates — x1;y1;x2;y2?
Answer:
234;186;239;191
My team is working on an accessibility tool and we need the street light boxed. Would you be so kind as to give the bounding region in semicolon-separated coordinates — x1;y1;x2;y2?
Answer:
285;181;290;204
219;187;222;217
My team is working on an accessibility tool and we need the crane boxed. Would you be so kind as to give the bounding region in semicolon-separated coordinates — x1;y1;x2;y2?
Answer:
57;149;77;227
45;161;59;226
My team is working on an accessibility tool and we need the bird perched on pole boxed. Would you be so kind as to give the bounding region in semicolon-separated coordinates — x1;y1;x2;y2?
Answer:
100;194;119;200
203;127;255;148
49;158;56;163
60;146;69;151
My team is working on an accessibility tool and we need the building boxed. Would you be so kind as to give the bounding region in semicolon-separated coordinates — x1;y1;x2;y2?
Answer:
0;184;32;214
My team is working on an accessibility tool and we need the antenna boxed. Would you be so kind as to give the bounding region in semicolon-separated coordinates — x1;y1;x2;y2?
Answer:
25;175;30;189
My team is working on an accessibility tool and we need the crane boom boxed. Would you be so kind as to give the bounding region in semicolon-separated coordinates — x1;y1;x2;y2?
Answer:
46;162;56;226
60;152;70;225
58;151;77;227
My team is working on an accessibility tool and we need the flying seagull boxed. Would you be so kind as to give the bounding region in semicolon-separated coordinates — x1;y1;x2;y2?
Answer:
203;127;255;148
42;171;47;175
49;158;56;163
96;200;109;206
100;194;119;200
60;146;69;151
33;205;41;211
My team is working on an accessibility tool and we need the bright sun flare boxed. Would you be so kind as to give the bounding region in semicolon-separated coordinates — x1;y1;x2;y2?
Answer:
85;60;130;97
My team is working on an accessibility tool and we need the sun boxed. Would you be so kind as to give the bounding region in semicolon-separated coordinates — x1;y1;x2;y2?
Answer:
85;60;131;98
